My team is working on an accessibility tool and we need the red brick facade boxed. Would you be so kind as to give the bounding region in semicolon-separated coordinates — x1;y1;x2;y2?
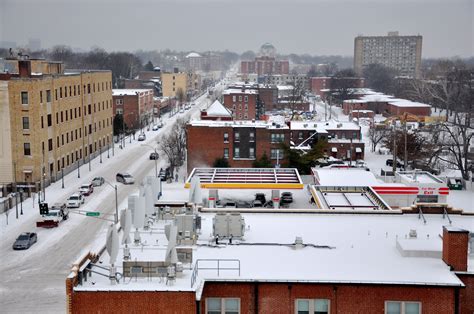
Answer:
223;92;258;120
442;227;469;272
112;90;154;129
241;57;289;76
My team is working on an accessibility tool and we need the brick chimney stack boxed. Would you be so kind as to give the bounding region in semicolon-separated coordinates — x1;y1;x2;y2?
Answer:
442;226;469;272
18;60;32;78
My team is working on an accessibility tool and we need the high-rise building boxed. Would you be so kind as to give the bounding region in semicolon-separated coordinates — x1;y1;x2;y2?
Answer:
0;58;113;187
354;32;422;78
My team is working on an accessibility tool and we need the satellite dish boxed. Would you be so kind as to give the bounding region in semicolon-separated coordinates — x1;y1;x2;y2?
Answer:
134;196;145;229
106;224;119;265
128;195;137;225
120;209;132;244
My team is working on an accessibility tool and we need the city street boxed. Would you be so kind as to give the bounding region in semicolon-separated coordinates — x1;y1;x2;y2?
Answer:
0;88;217;313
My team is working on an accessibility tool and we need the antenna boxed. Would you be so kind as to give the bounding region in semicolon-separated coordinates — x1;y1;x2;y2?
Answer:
105;224;119;284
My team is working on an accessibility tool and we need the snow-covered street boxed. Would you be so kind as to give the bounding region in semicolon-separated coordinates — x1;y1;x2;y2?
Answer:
0;89;215;313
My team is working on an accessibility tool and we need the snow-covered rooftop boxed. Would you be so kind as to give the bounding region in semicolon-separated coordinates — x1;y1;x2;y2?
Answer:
222;88;258;95
388;100;431;108
312;168;382;186
205;100;232;117
290;120;360;132
112;89;153;96
186;52;201;58
75;212;472;292
188;119;289;129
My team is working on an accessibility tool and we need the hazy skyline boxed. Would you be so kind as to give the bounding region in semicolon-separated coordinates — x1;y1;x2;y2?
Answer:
1;0;473;58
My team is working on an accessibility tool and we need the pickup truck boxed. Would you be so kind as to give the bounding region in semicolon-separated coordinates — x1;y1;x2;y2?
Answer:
36;203;69;228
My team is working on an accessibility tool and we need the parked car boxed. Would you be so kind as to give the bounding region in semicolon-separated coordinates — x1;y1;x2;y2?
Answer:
156;121;164;128
12;232;37;250
252;199;263;207
386;158;404;168
91;176;105;187
79;183;94;196
116;172;135;184
149;152;159;160
255;193;266;204
67;193;85;208
152;125;160;131
280;192;293;204
137;133;146;141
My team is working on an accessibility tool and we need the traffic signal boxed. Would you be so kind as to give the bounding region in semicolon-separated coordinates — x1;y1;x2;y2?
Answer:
39;202;49;215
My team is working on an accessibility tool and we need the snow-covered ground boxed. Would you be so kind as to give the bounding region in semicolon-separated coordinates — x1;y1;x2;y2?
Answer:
0;87;216;313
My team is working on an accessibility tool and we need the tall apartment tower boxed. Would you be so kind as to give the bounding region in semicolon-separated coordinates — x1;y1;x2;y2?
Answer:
0;58;113;188
354;32;422;78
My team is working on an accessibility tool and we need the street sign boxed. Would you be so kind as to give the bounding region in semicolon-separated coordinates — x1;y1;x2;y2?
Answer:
86;212;100;217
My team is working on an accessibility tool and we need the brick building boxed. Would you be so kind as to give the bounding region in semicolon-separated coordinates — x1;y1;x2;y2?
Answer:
186;120;289;172
290;120;365;160
222;88;260;120
112;89;154;130
200;100;233;121
0;58;113;186
310;77;365;97
66;212;473;313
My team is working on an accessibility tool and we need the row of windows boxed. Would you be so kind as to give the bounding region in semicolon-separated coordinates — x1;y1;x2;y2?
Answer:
20;81;111;106
205;298;421;314
232;95;249;103
222;148;280;160
233;113;249;119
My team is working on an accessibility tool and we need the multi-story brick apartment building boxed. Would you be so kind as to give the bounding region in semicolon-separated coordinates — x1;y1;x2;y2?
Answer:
241;57;290;77
66;212;473;313
186;120;289;172
0;58;113;187
290;120;364;160
354;31;423;78
310;77;365;97
161;71;201;100
222;88;260;120
112;89;154;130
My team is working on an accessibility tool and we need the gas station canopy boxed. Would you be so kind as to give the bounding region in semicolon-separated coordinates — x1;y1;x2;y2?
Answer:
185;168;304;189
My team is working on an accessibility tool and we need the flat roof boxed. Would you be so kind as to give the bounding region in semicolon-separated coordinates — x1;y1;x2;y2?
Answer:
185;168;304;189
112;89;153;96
74;213;471;292
397;171;444;184
312;168;381;186
188;119;289;129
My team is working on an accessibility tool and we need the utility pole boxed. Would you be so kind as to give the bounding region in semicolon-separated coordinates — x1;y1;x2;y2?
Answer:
392;123;397;174
100;143;102;163
61;168;64;189
42;147;45;201
14;162;18;219
404;121;408;170
77;160;80;178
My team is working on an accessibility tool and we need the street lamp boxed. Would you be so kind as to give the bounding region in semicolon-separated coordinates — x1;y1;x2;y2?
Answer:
141;144;159;178
104;179;119;224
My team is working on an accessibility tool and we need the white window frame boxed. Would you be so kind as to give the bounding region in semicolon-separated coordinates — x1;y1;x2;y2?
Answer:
234;147;240;158
384;301;421;314
21;91;29;105
295;299;330;314
249;132;255;142
224;132;229;143
244;95;248;102
223;148;229;159
206;297;240;314
249;147;255;159
232;95;236;102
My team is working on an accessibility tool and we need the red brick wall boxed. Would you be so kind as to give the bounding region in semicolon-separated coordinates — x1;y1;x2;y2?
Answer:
342;101;369;115
458;274;474;314
442;227;469;271
200;282;456;314
388;104;431;117
223;93;257;120
187;125;231;172
71;290;196;314
310;77;331;96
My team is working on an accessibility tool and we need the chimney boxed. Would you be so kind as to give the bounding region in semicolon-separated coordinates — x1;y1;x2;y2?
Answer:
442;226;469;272
19;60;32;78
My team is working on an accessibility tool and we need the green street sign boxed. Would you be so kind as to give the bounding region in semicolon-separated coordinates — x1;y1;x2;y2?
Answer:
86;212;100;217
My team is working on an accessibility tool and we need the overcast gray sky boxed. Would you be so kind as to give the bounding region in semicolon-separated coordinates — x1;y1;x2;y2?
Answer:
1;0;472;57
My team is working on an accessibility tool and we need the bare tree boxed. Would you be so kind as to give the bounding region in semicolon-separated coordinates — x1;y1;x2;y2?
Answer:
368;125;390;152
176;87;185;105
287;78;306;119
159;117;189;175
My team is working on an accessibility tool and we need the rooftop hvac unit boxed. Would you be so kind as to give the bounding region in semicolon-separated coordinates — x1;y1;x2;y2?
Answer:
213;212;245;239
175;214;198;240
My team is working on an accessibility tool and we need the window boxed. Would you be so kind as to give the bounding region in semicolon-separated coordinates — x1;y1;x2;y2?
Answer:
271;133;285;143
47;114;52;127
116;108;123;115
234;132;240;142
48;139;53;151
271;148;284;159
298;132;303;140
385;301;420;314
60;87;63;98
21;91;28;104
22;117;29;130
40;91;43;103
234;147;240;158
238;95;242;101
244;95;248;102
224;132;229;143
206;298;240;314
232;95;236;102
46;90;51;102
249;147;255;158
249;132;254;142
224;148;229;159
116;99;123;105
41;116;44;128
296;299;329;314
23;143;31;156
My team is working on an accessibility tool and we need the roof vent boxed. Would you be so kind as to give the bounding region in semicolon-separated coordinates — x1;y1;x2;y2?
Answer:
409;229;417;238
294;236;304;249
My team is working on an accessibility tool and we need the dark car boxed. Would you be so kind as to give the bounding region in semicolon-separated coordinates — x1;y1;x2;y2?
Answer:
280;192;293;204
149;152;159;160
386;159;404;168
13;232;37;250
255;193;266;204
116;172;135;184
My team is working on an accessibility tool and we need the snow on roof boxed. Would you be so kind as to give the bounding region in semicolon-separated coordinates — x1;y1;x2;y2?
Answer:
186;52;201;58
112;89;152;96
397;171;444;184
189;119;289;129
222;88;258;95
277;85;294;91
388;100;431;108
75;213;471;292
205;100;232;117
312;168;381;186
359;94;395;102
290;120;360;132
